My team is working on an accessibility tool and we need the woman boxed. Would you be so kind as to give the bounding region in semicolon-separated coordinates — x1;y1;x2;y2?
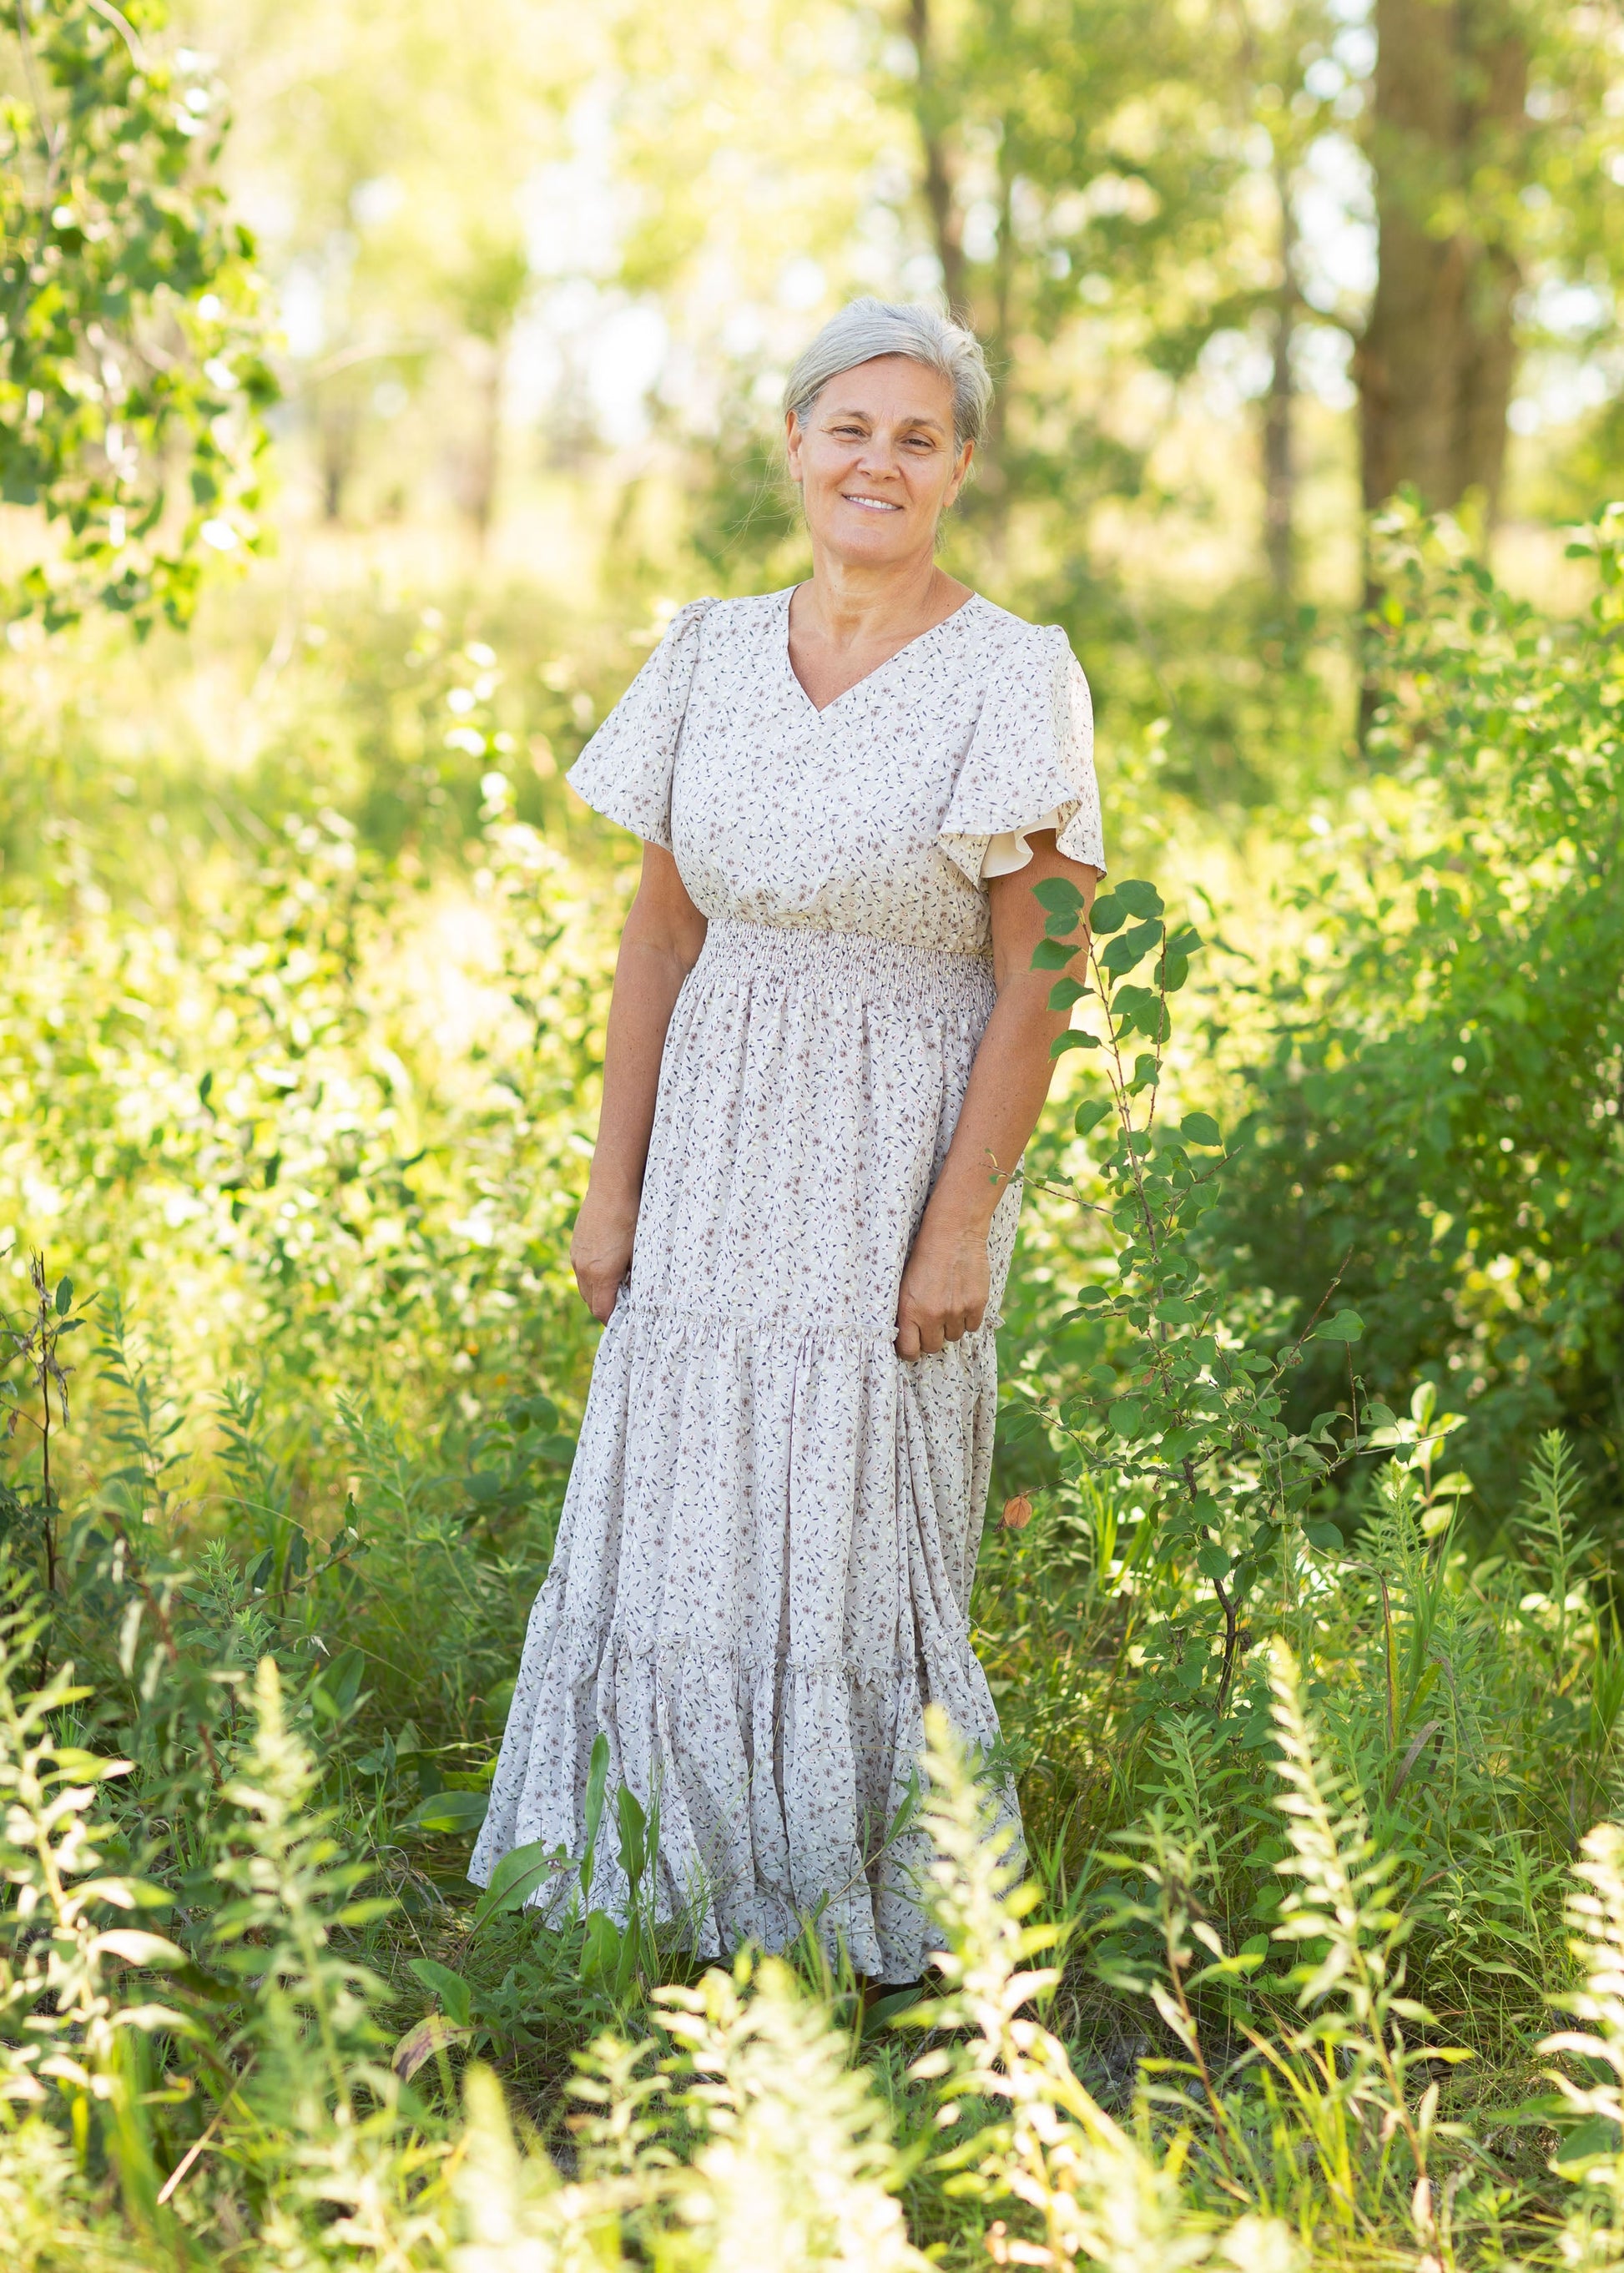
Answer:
470;299;1103;1983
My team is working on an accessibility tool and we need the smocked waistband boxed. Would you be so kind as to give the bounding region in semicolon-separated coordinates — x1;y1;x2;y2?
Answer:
691;917;996;1011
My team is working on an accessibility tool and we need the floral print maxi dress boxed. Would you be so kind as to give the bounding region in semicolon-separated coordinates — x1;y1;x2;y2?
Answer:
469;587;1105;1982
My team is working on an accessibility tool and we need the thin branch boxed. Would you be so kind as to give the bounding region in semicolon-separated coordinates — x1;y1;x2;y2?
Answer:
12;0;66;200
85;0;145;66
156;2058;256;2205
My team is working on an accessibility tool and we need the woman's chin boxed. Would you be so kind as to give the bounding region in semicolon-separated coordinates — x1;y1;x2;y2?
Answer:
815;513;924;567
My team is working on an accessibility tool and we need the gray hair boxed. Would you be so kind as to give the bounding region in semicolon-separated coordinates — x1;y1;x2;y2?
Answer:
783;298;992;455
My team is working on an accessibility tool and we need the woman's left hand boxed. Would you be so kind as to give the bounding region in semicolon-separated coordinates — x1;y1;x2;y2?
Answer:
896;1213;991;1358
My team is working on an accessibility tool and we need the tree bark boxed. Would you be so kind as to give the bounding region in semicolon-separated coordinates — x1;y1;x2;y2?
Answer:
1359;0;1528;520
1263;146;1298;599
905;0;966;315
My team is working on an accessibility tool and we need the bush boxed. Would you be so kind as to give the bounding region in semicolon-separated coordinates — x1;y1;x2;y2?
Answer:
1201;501;1624;1511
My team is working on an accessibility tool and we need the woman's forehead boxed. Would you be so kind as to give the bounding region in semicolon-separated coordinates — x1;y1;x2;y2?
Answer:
814;357;954;427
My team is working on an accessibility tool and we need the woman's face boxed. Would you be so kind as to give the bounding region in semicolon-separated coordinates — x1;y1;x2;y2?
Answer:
786;355;972;570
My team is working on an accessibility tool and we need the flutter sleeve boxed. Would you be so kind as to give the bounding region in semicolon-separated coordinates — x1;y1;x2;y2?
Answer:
565;597;716;848
938;622;1105;885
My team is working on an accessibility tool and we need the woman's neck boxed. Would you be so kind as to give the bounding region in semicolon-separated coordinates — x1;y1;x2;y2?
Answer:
794;549;970;653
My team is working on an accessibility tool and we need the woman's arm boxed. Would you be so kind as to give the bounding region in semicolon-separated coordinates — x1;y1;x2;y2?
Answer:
572;845;709;1323
895;832;1100;1358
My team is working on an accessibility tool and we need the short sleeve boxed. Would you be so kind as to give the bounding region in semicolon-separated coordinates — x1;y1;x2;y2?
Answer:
565;597;717;848
938;623;1105;886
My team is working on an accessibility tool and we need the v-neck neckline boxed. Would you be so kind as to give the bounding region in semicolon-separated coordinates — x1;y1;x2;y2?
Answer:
780;584;982;718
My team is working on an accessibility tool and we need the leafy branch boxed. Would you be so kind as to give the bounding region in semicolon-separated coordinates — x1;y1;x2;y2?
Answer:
1026;874;1369;1713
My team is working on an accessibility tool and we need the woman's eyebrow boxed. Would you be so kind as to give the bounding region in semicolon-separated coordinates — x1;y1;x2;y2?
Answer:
823;403;948;434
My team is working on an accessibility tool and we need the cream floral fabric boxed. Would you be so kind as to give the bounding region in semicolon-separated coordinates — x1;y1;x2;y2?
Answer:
469;587;1104;1980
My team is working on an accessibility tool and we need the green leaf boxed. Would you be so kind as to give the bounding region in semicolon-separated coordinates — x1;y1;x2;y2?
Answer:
55;1277;73;1315
1050;1030;1099;1058
1047;976;1089;1010
1074;1100;1113;1136
1554;2115;1621;2178
1087;890;1126;935
581;1732;611;1903
93;1928;188;1968
407;1958;473;2029
1309;1309;1364;1343
581;1908;622;1985
1180;1113;1222;1147
617;1784;648;1887
472;1837;562;1932
310;1646;366;1723
1304;1522;1342;1553
1114;879;1165;920
1031;937;1079;970
399;1790;489;1837
1196;1542;1231;1582
1107;1399;1144;1437
1032;875;1084;916
1100;920;1163;976
510;1394;559;1430
1123;1000;1173;1044
466;1471;505;1504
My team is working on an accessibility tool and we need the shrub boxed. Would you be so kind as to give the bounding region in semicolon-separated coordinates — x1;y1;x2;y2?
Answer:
1201;501;1624;1509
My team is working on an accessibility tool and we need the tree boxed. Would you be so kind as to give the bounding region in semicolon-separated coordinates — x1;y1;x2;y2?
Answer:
1224;0;1345;602
1356;0;1526;517
1354;0;1616;522
891;0;1245;572
0;0;272;628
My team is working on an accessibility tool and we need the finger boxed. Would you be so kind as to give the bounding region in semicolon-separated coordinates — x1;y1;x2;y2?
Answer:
917;1318;946;1354
895;1313;920;1360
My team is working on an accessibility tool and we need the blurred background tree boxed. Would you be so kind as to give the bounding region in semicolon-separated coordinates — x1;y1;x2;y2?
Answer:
0;0;273;626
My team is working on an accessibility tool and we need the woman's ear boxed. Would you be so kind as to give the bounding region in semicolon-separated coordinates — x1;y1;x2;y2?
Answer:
784;408;804;485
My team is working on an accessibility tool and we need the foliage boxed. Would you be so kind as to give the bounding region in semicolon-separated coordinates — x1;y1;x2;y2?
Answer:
1010;864;1373;1717
0;832;1621;2263
1202;501;1624;1507
10;1390;1624;2273
0;0;273;627
4;510;1624;2260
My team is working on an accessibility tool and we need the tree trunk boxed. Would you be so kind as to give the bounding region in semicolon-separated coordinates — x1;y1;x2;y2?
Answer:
464;334;505;552
905;0;966;315
1263;147;1297;599
1359;0;1528;520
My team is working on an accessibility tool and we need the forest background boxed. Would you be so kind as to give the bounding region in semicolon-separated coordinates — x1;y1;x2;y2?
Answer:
3;0;1624;2265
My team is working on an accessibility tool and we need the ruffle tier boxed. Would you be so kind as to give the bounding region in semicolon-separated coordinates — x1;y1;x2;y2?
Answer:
468;1295;1013;1982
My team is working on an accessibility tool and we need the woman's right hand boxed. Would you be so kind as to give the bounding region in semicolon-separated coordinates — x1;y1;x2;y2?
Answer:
571;1187;639;1323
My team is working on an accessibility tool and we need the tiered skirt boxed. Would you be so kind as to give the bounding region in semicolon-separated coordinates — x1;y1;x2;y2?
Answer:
469;918;1020;1982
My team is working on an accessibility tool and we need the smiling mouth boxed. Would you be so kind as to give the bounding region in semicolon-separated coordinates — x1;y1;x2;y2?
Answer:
842;492;903;512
